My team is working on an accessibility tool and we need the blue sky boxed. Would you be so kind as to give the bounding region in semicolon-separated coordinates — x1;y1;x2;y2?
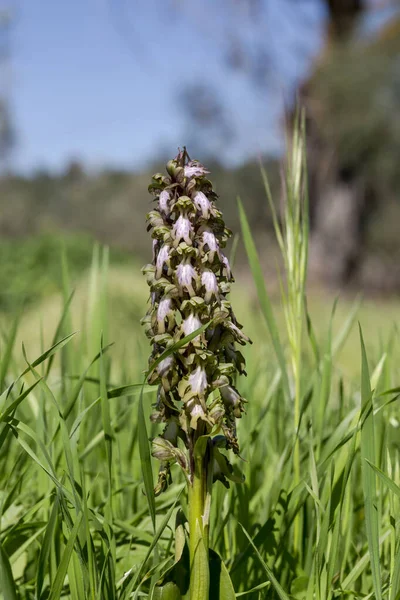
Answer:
3;0;390;173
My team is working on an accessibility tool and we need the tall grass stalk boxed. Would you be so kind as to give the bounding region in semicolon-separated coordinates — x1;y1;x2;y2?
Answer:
260;111;309;554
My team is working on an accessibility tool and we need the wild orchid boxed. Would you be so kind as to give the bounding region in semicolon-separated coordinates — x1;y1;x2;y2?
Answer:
142;148;251;598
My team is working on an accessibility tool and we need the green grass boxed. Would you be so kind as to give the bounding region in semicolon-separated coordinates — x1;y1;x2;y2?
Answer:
0;233;131;313
1;156;400;596
0;243;398;600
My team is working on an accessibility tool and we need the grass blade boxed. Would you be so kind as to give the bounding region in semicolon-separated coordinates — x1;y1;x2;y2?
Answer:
138;385;156;530
238;523;290;600
48;512;83;600
237;197;290;402
0;540;18;600
359;325;382;600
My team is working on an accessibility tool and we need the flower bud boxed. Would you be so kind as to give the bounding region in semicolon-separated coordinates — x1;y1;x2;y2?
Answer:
152;436;176;461
220;385;245;419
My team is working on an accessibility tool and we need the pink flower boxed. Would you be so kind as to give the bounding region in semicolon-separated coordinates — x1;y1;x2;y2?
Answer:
159;190;171;215
157;297;172;332
188;366;208;395
184;161;209;178
176;262;197;295
221;254;232;280
157;356;174;377
193;191;211;218
152;239;158;263
157;297;171;321
182;314;202;337
202;230;218;252
201;269;219;302
155;244;170;278
173;214;193;245
188;401;206;429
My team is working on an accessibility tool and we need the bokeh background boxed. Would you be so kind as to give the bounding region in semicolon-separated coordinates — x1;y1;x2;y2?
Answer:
1;0;400;372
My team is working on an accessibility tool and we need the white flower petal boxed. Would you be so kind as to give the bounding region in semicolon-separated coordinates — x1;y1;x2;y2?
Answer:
156;244;170;276
184;162;209;178
157;356;173;376
203;230;219;252
157;298;172;322
201;270;218;294
193;191;211;218
188;366;208;395
176;262;196;287
190;403;205;418
173;214;193;243
182;314;202;337
221;254;232;279
159;190;170;214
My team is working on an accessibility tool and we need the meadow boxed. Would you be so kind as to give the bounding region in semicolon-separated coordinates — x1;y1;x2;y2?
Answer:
0;141;400;599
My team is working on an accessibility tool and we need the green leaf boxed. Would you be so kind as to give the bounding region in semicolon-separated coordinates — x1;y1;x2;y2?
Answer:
35;495;60;598
238;523;290;600
332;295;361;357
291;575;309;598
0;378;42;424
366;460;400;499
48;512;83;600
0;541;18;600
0;311;20;391
138;385;156;530
21;331;77;377
45;289;75;378
235;581;270;597
341;529;391;590
189;523;209;600
61;342;114;422
213;449;244;485
359;325;382;600
391;544;400;600
152;582;182;600
209;549;236;600
100;339;113;495
121;488;183;599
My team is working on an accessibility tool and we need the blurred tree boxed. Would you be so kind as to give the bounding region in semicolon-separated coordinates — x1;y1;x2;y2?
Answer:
325;0;363;39
63;158;86;182
0;6;14;172
174;0;400;287
300;0;400;287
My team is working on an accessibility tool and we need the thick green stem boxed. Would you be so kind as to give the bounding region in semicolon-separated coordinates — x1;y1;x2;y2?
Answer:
188;441;211;600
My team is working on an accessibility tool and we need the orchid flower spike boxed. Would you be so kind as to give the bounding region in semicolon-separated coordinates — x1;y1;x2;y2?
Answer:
142;147;252;494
